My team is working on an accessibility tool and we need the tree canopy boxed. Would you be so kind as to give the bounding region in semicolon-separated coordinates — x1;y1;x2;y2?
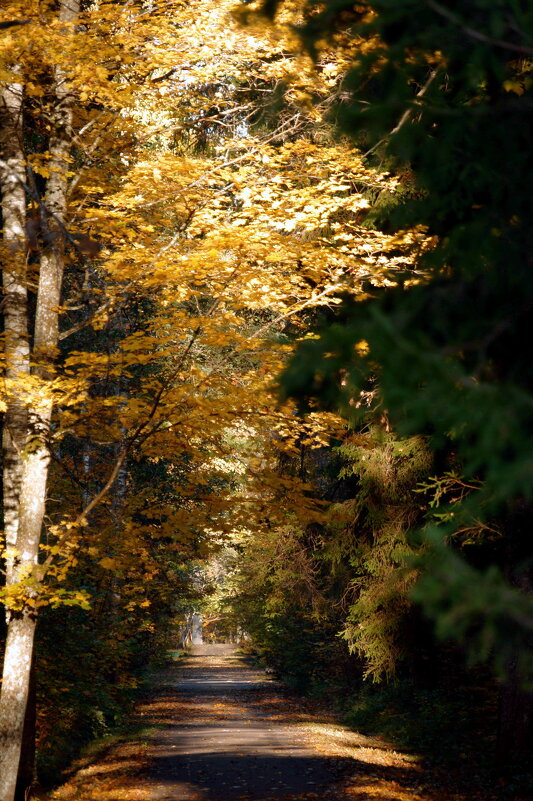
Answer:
1;1;532;798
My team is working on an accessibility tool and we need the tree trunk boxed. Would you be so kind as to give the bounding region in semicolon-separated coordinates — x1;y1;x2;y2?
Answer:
0;76;30;591
0;615;36;801
0;4;78;798
15;657;36;801
0;69;34;801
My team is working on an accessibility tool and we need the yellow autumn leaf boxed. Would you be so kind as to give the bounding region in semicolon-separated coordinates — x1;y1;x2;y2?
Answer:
98;557;117;570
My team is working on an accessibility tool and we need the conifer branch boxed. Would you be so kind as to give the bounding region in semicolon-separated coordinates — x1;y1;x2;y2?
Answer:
426;0;533;55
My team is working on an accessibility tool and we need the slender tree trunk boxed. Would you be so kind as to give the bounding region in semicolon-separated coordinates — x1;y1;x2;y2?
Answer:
0;74;34;801
0;615;36;801
0;4;78;798
0;76;29;591
15;657;36;801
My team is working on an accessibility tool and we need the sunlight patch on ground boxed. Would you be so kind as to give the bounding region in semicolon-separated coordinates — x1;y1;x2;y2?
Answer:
297;722;421;769
48;738;154;801
343;778;430;800
73;758;143;776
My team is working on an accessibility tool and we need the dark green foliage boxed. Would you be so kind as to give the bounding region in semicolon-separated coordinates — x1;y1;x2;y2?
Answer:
231;431;437;686
345;674;499;775
278;0;533;687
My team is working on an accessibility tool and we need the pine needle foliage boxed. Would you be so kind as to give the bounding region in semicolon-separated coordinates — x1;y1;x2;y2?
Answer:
329;430;432;681
276;0;533;685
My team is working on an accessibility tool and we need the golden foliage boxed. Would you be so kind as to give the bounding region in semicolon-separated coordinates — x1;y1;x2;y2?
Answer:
0;0;427;613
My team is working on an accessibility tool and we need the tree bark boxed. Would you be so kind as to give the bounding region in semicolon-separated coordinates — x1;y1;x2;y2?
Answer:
0;76;30;591
0;4;79;798
0;615;36;801
0;70;34;801
15;657;36;801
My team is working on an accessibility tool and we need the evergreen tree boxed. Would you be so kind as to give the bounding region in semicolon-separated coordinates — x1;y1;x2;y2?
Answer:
276;0;533;764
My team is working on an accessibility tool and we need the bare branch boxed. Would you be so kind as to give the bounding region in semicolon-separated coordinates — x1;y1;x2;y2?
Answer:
426;0;533;55
151;67;178;83
40;450;127;571
363;69;438;158
0;20;31;31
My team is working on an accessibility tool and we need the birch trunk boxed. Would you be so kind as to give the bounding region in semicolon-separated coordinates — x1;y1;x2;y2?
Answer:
0;70;34;801
0;4;79;798
0;76;29;592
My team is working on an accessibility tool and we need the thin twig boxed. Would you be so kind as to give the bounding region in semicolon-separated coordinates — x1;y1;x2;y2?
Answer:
0;20;31;30
135;112;307;210
59;208;199;341
426;0;533;55
363;70;438;158
40;450;127;570
40;272;238;573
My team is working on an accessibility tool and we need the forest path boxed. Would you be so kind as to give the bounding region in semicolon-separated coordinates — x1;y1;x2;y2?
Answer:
143;643;346;800
50;644;479;801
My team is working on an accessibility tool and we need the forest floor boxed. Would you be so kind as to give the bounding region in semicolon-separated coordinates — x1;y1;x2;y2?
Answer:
47;644;508;801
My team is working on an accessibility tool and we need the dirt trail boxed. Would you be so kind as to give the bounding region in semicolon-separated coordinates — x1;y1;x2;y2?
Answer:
144;643;345;800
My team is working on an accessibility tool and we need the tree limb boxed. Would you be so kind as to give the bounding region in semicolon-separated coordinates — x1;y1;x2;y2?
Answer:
426;0;533;55
363;69;438;158
0;20;31;31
